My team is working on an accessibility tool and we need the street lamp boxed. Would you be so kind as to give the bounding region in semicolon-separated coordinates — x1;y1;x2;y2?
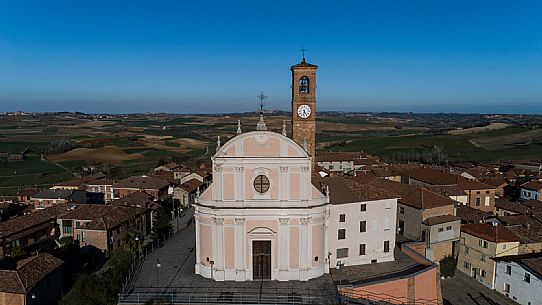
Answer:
135;236;142;259
156;259;162;287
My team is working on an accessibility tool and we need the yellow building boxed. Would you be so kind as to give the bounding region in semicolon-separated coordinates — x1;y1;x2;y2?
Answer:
457;222;520;289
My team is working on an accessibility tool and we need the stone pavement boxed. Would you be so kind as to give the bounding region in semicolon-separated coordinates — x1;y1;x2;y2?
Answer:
441;271;518;305
128;207;336;304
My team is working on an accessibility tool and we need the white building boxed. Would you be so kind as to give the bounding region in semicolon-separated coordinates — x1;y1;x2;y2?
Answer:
494;254;542;305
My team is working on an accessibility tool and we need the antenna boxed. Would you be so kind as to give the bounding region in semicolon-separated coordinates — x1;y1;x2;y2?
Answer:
257;91;267;114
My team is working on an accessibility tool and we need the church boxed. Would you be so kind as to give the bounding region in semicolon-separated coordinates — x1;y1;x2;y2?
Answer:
194;56;398;281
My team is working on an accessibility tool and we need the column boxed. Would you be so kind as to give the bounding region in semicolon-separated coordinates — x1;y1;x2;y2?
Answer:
234;167;244;201
299;217;310;280
279;167;289;202
213;217;225;280
234;217;246;281
278;218;290;280
194;213;201;275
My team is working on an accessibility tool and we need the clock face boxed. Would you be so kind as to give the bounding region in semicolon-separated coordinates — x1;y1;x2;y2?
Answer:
297;104;311;119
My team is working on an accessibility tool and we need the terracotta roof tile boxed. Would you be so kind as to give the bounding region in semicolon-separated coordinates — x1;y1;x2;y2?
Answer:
522;181;542;191
113;176;169;190
59;204;146;231
422;215;461;226
312;176;398;204
461;223;520;243
180;178;204;193
0;253;63;294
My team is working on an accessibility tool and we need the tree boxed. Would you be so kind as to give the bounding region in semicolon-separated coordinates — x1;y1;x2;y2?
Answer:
439;255;457;278
150;206;172;241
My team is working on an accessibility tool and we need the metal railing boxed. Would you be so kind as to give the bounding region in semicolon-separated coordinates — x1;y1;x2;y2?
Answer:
118;292;329;305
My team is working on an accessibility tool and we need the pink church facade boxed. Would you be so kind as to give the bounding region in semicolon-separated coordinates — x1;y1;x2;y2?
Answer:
195;131;329;281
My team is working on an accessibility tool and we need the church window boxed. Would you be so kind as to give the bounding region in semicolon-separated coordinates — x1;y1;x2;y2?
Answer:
299;76;309;94
339;214;345;222
254;175;270;194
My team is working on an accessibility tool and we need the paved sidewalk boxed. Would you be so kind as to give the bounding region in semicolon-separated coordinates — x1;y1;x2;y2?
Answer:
441;272;518;305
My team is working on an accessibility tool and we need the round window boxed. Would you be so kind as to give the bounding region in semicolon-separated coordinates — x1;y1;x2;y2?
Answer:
254;175;270;194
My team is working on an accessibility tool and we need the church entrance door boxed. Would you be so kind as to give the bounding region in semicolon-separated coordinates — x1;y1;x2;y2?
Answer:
252;241;271;280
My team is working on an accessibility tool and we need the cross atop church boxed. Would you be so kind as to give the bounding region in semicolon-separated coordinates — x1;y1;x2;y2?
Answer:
301;45;306;62
257;91;267;114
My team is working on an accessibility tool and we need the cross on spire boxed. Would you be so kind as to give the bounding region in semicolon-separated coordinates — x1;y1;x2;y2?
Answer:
257;91;267;114
301;45;306;62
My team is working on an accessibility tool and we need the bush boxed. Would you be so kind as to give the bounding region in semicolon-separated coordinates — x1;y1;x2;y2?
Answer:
439;255;457;278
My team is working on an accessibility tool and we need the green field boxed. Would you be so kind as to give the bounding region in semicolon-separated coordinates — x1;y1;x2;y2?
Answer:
324;127;542;163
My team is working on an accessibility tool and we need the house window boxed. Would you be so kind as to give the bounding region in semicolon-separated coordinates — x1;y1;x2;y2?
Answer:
446;226;452;231
479;240;488;248
339;214;346;223
485;196;490;206
524;272;531;283
476;197;481;206
360;204;367;212
480;269;486;278
400;207;405;214
384;241;390;253
338;229;346;240
464;262;470;269
360;221;366;233
438;228;444;233
480;253;486;262
359;244;366;255
506;265;511;275
504;283;510;293
336;248;348;259
464;246;469;254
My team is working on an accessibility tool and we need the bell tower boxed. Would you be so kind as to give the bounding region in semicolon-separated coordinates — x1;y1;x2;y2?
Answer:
291;51;318;167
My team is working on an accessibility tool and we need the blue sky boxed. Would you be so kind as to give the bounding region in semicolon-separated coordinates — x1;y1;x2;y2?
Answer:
1;0;541;114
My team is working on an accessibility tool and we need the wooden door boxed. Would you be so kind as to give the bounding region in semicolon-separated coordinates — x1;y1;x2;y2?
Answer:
253;241;271;280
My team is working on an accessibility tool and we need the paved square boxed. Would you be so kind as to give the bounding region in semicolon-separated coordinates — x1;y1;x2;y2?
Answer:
126;208;336;304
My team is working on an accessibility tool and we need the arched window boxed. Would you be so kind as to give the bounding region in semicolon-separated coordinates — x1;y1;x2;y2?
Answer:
299;76;309;94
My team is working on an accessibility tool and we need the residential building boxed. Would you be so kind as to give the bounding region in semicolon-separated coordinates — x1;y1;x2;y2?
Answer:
16;189;39;205
401;167;498;212
0;206;65;259
494;198;524;217
30;189;86;210
174;178;205;208
0;253;64;305
113;175;169;199
457;222;520;289
352;174;460;262
494;253;542;305
520;181;542;202
85;178;114;202
499;215;542;254
313;176;398;267
456;205;492;224
57;204;150;256
316;152;380;173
